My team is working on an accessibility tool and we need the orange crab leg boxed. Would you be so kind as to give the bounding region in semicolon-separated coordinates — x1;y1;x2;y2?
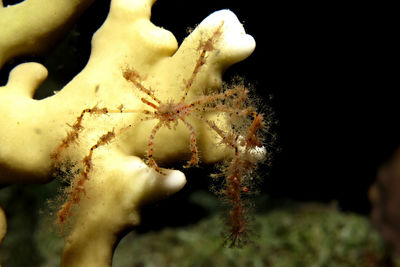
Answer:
147;121;164;173
141;98;158;110
194;114;239;158
123;68;161;105
180;118;199;168
187;87;245;108
181;22;225;102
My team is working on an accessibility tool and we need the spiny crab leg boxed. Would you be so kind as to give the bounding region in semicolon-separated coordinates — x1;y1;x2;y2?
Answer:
180;118;199;168
186;87;245;109
123;69;161;105
140;97;159;110
196;106;254;116
147;121;164;173
181;21;225;102
193;114;239;157
57;124;133;227
51;105;148;161
147;118;199;172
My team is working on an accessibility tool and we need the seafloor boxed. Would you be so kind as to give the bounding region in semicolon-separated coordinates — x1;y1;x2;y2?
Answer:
0;183;390;267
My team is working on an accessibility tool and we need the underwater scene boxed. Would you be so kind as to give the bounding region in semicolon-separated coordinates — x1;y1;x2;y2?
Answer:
0;0;396;266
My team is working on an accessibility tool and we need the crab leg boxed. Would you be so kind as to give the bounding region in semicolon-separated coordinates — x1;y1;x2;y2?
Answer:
180;118;199;168
123;68;161;105
147;121;164;173
181;22;225;102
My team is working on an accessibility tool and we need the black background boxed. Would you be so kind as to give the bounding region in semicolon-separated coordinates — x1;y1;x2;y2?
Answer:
1;0;397;216
149;0;397;215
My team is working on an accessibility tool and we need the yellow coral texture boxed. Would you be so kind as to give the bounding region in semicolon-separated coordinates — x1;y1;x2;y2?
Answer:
0;0;265;265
